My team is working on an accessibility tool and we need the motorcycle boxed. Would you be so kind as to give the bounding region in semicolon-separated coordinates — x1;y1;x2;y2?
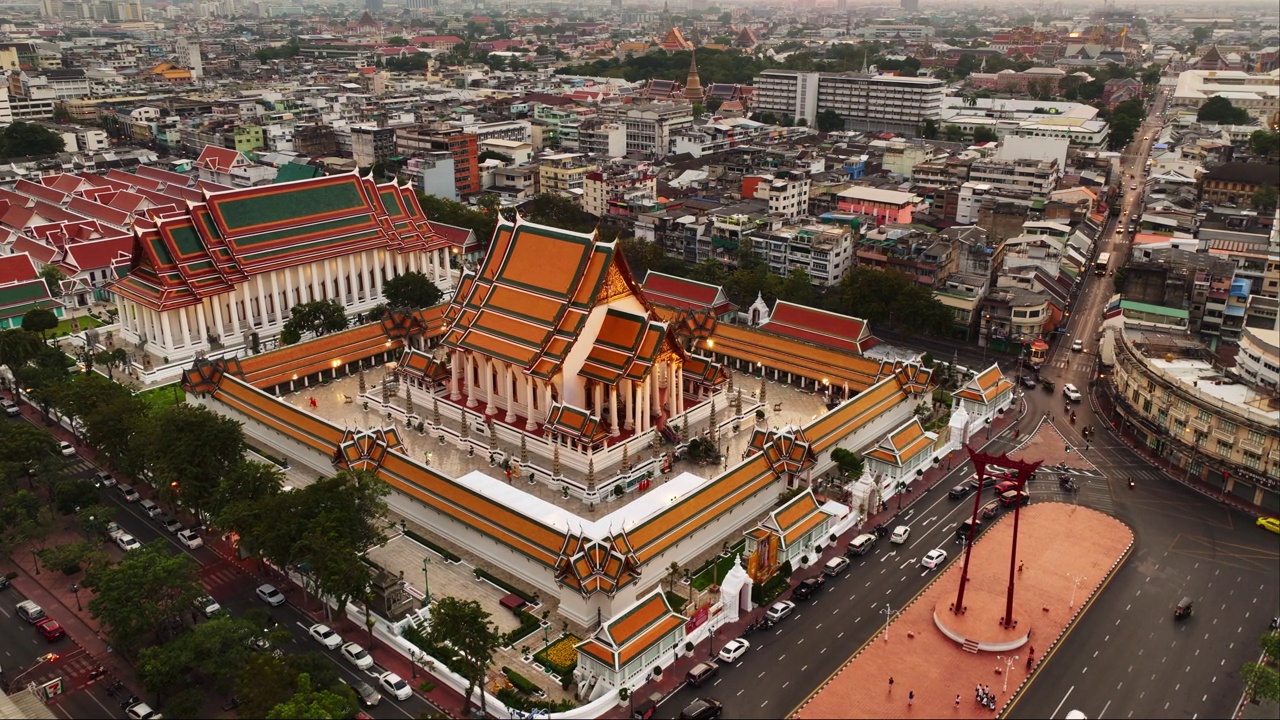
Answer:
1059;478;1078;493
87;666;106;680
1070;412;1077;424
105;680;123;697
119;695;140;710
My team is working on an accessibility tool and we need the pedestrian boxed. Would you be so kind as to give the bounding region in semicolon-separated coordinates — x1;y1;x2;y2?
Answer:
908;690;914;707
956;694;961;707
889;676;894;691
1018;561;1024;573
975;684;981;701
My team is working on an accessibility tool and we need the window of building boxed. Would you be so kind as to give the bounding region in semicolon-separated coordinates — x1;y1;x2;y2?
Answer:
1215;439;1233;456
1218;419;1237;435
1247;429;1266;446
1197;409;1211;423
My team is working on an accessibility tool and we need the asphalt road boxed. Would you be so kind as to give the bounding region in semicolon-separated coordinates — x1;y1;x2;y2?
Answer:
660;91;1280;720
4;411;443;720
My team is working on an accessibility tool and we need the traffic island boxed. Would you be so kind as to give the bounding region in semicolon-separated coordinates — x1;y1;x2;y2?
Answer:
792;502;1134;719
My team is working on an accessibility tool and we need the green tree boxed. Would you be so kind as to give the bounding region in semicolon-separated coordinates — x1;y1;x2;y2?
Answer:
1191;26;1213;44
143;403;246;524
1252;184;1278;213
1241;630;1280;702
0;419;57;484
83;543;205;653
778;268;815;307
815;109;845;133
138;614;277;699
282;299;349;340
0;328;43;370
38;265;67;298
21;308;59;339
829;447;865;479
943;125;966;142
265;672;357;720
0;122;66;158
236;653;344;719
920;118;939;139
75;504;115;540
973;126;999;143
209;459;286;535
1197;96;1251;124
426;597;502;715
1249;130;1279;159
382;270;443;310
54;478;98;516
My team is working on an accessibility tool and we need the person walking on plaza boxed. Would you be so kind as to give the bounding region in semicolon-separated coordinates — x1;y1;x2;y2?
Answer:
955;694;961;707
908;690;914;707
889;677;894;692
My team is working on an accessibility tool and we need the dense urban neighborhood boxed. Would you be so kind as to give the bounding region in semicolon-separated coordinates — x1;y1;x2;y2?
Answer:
0;1;1277;719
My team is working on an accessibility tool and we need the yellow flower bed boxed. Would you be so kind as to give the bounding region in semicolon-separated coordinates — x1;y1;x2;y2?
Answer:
535;634;581;673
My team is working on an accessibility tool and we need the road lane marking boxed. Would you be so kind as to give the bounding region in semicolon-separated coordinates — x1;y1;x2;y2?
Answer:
1048;684;1074;719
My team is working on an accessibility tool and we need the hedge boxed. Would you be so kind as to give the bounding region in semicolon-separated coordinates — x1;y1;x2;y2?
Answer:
474;567;538;604
404;529;462;563
501;666;543;695
401;624;462;677
533;635;579;678
502;610;541;647
495;687;574;714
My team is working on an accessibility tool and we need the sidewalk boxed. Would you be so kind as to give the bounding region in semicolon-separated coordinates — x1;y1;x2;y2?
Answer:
598;399;1029;718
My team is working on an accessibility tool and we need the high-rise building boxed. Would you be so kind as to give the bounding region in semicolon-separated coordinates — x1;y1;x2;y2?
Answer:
175;37;203;79
753;70;944;136
901;0;920;11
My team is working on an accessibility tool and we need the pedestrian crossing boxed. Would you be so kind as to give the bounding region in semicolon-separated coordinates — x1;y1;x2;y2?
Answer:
21;647;101;691
200;561;250;593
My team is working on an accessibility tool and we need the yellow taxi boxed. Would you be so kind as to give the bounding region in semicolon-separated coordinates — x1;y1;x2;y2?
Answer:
1257;517;1280;535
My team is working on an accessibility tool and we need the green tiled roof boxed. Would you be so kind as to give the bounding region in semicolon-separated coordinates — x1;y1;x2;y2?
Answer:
215;180;368;232
1119;300;1189;319
0;281;58;320
274;163;324;184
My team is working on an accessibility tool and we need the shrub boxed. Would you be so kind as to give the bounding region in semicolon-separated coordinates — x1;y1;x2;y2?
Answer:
495;687;574;714
419;681;435;693
533;634;580;677
503;610;541;647
402;624;462;676
403;529;462;563
474;568;537;604
501;666;544;695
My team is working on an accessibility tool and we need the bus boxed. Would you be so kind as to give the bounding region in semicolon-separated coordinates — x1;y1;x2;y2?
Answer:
1094;252;1111;275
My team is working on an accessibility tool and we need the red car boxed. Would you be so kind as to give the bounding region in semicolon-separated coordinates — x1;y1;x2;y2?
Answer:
36;618;66;641
993;480;1020;496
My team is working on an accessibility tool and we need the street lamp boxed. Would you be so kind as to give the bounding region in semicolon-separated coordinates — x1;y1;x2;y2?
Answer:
31;548;40;575
71;583;81;611
1066;572;1086;609
881;603;894;642
997;654;1020;693
422;555;431;605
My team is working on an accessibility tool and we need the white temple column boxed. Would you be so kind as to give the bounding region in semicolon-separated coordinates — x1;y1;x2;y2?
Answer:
544;382;553;414
639;377;650;433
338;256;352;306
137;306;151;343
609;384;620;436
440;249;450;285
308;263;322;302
359;252;371;303
484;358;497;415
675;362;684;414
465;354;478;407
504;365;518;423
269;273;282;326
227;288;242;338
450;350;463;401
395;252;405;277
667;361;678;417
525;375;537;430
623;378;635;431
195;305;208;347
159;312;175;353
211;293;225;341
179;307;194;348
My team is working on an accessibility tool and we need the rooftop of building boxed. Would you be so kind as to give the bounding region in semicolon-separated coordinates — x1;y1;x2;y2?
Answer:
1125;328;1279;420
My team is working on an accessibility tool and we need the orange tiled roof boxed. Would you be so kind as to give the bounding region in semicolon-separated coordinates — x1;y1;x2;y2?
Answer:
865;418;934;467
711;323;883;391
577;592;686;671
954;364;1013;404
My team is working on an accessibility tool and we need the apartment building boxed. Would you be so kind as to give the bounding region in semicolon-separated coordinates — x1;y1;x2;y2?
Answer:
1108;327;1278;510
742;170;812;221
753;70;821;125
596;102;694;157
582;165;658;219
538;153;597;200
351;125;398;168
968;157;1060;199
752;223;856;286
491;164;539;200
576;120;628;158
395;127;480;197
817;73;945;136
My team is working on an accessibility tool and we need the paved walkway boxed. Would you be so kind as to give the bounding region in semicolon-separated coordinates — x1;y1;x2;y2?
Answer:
793;503;1134;719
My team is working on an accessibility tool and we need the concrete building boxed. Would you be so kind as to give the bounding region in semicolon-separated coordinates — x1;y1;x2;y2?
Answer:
538;153;597;200
751;222;856;286
582;165;658;220
835;186;922;225
814;73;944;135
596;103;694;157
968;157;1060;200
753;70;821;125
1171;69;1280;122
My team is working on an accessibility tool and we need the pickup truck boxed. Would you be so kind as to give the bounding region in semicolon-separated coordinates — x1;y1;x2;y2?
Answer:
106;522;125;542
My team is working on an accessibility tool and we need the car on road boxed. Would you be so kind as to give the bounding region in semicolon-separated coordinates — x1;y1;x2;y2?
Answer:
115;533;142;552
686;661;718;687
378;672;412;701
341;642;374;670
309;623;342;650
124;702;159;720
765;600;796;622
1;398;19;416
792;576;826;601
92;471;116;488
0;575;9;590
822;556;849;577
949;482;976;500
1020;375;1038;389
1062;383;1083;402
16;600;46;623
993;480;1020;496
679;698;723;720
177;529;203;549
161;517;183;534
35;618;65;641
196;595;221;618
1071;339;1084;352
981;500;1002;519
255;584;286;607
1257;517;1280;535
717;638;750;664
1000;490;1030;508
890;525;910;544
921;548;948;569
57;441;75;457
118;484;140;502
352;680;382;707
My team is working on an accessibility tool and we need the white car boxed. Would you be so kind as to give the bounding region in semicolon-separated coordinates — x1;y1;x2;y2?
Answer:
125;702;158;720
93;471;116;488
255;584;286;607
1062;383;1083;402
58;441;76;457
379;671;413;701
765;600;796;623
717;638;750;664
115;533;141;552
177;529;203;549
309;623;342;650
341;642;374;670
196;595;221;618
890;525;910;544
921;548;948;569
1071;339;1084;352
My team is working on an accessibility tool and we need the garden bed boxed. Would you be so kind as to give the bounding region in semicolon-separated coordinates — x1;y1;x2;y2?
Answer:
532;634;580;679
474;567;538;605
691;540;745;591
404;529;462;563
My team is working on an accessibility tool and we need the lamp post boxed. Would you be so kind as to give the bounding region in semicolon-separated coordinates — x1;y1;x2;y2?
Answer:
71;583;81;611
31;548;40;575
422;556;431;605
1066;572;1086;609
881;603;893;642
997;654;1019;693
6;653;59;693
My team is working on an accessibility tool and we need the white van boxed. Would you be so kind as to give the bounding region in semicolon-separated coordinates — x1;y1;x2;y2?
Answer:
16;600;46;624
823;556;850;576
845;533;877;557
139;499;162;518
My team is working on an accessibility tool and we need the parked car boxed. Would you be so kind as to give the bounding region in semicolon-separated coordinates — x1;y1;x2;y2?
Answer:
139;499;162;518
16;600;46;623
890;525;910;544
255;584;286;607
115;533;142;552
36;618;66;641
378;672;412;701
57;441;76;457
196;595;221;618
686;661;719;687
792;576;825;601
717;638;750;664
177;529;203;549
125;702;159;720
765;600;796;622
352;681;382;707
341;642;374;670
822;556;850;577
1;398;19;416
1258;517;1280;535
309;623;342;650
118;484;140;502
921;549;948;569
92;471;116;488
161;517;183;534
